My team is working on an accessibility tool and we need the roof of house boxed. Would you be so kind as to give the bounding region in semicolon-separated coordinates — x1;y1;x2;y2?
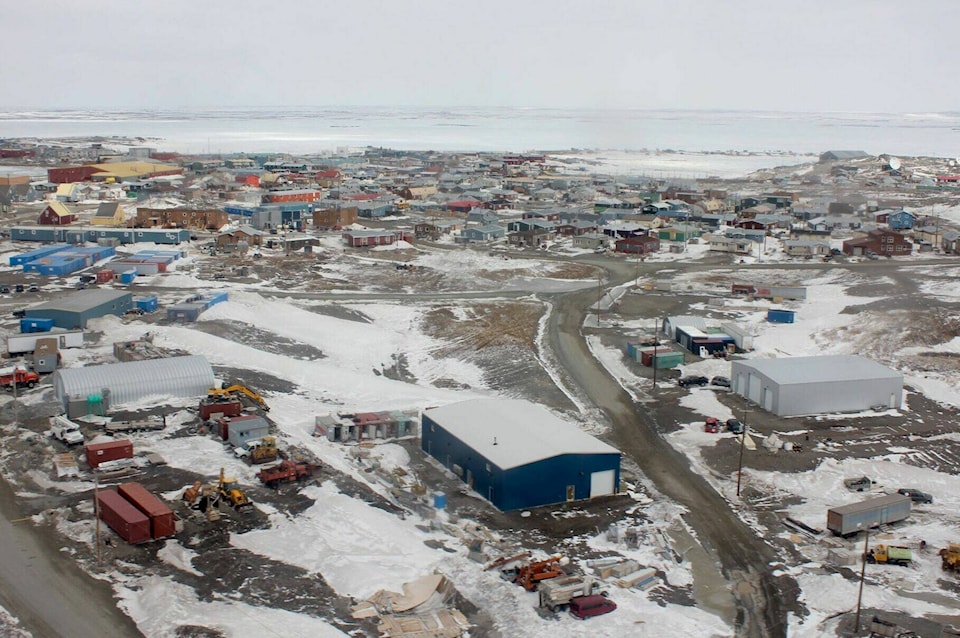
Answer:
95;202;121;217
55;183;77;196
45;201;73;217
424;399;619;470
732;355;902;385
89;161;181;179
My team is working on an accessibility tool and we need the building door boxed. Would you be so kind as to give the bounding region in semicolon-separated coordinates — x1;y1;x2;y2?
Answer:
465;469;473;489
488;486;494;502
748;374;762;404
566;485;575;501
763;388;773;412
889;393;897;409
879;507;889;524
589;470;616;498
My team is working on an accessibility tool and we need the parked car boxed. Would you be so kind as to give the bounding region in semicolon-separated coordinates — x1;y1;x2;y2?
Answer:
27;284;39;292
0;285;9;294
844;476;873;492
13;284;24;293
704;417;720;433
710;376;731;388
897;488;933;504
569;594;616;619
11;309;25;318
125;308;145;316
678;376;709;388
79;274;96;284
726;419;744;434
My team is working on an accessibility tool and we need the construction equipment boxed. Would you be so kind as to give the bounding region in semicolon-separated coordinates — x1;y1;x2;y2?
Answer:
940;543;960;572
257;459;313;488
538;576;603;611
49;415;84;445
513;556;565;591
218;468;253;511
866;544;912;566
485;551;532;572
207;384;269;412
235;436;279;464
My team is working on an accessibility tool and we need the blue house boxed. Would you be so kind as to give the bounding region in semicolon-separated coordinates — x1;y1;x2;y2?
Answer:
461;224;506;242
887;210;916;231
421;399;621;511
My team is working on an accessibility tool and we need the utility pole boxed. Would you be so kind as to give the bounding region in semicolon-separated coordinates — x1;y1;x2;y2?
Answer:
94;475;102;565
596;270;603;327
737;409;748;497
652;316;658;389
854;530;869;636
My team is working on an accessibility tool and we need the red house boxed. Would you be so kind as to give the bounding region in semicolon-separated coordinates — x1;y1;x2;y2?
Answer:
263;189;321;203
38;202;77;226
842;229;913;256
615;236;661;255
447;200;480;213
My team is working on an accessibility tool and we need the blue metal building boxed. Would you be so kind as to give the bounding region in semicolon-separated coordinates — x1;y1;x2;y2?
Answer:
26;289;133;329
421;399;621;511
9;226;190;245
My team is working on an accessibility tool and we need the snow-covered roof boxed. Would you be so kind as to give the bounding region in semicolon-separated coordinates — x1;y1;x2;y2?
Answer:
733;355;901;385
423;399;619;470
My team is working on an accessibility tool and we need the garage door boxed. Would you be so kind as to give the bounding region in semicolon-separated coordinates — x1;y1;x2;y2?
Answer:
763;387;773;412
747;374;762;404
589;470;615;498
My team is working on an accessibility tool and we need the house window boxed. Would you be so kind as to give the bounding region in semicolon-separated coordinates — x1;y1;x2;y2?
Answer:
486;463;492;473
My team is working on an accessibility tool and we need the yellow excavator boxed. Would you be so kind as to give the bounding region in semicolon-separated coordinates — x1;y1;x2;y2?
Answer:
207;384;270;412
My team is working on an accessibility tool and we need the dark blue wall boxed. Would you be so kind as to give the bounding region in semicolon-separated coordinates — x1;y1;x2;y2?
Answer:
421;414;620;511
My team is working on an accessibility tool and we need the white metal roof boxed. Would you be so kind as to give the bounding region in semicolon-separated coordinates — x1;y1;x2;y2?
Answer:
734;355;902;385
53;355;215;406
424;399;619;470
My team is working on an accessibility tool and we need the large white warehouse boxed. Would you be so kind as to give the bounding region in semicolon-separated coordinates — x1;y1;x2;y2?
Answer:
730;355;902;417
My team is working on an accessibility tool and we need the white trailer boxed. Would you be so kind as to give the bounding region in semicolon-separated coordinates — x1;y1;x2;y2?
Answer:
7;330;85;355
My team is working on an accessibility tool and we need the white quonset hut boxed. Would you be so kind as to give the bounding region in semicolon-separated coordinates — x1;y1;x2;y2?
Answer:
421;399;621;511
53;355;215;414
730;355;903;417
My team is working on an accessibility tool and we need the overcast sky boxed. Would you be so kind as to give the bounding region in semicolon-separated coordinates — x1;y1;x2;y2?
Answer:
1;0;956;112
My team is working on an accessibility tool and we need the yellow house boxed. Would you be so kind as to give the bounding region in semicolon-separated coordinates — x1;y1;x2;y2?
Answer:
91;201;126;227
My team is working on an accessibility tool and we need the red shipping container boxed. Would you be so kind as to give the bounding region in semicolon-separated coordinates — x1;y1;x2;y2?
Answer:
96;269;115;283
85;440;133;468
118;482;176;539
200;397;243;421
96;489;151;544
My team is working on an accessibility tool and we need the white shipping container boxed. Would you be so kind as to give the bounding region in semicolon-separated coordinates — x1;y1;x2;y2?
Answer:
7;330;85;355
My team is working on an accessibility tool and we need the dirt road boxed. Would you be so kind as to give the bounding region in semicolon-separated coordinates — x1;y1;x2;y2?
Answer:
544;256;796;637
0;477;142;638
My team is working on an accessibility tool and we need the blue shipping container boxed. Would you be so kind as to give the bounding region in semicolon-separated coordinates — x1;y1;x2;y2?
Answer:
9;244;70;266
767;309;796;324
20;317;55;333
119;269;138;285
204;292;229;307
134;296;159;312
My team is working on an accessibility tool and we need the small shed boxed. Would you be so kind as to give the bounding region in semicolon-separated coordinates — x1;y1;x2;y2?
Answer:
32;338;60;373
223;415;270;448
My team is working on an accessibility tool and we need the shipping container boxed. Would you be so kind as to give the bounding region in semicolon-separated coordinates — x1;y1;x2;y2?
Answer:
119;269;138;285
166;303;204;322
96;269;115;283
202;291;229;308
767;309;796;324
85;439;134;468
134;296;159;313
96;489;151;544
200;396;243;421
8;329;84;355
20;318;55;333
117;482;176;539
9;244;70;266
827;494;911;536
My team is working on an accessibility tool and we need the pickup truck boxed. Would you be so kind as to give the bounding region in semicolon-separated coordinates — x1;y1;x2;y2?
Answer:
49;416;84;446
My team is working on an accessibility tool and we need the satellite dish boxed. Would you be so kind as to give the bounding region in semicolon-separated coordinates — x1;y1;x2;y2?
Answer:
888;157;901;171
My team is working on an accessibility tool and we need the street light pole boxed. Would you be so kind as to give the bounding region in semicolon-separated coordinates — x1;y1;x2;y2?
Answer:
596;270;603;327
854;530;869;635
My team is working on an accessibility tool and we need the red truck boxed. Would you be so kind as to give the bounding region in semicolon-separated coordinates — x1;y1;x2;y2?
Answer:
0;368;39;390
257;460;314;488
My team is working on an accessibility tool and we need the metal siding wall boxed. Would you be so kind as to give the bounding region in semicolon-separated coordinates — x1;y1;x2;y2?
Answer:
778;378;902;416
421;415;502;507
501;454;619;511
